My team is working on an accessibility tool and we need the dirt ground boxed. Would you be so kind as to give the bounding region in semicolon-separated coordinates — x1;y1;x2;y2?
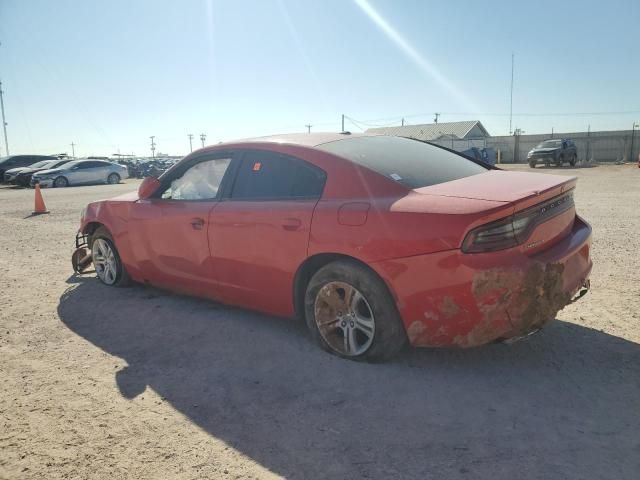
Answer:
1;164;639;480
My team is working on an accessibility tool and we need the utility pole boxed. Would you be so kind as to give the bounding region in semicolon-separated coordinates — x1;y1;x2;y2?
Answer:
200;133;206;148
305;124;312;133
509;52;514;135
188;133;194;152
0;80;8;156
434;113;440;124
150;136;156;158
401;118;405;126
551;127;554;139
341;114;345;132
70;142;76;158
630;122;639;163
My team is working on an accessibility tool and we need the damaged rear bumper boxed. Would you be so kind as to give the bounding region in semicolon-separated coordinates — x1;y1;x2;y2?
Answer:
372;216;592;348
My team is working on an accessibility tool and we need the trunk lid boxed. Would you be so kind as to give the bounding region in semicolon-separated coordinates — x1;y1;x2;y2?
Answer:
415;170;578;253
414;170;576;211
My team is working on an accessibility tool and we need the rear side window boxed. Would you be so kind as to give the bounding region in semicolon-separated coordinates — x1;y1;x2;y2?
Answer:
231;151;326;200
318;136;487;189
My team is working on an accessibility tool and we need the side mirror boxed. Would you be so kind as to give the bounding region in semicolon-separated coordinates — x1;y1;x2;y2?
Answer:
138;176;161;199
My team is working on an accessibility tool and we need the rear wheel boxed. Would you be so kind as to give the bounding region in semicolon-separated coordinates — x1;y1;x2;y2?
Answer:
91;227;130;287
54;176;68;188
107;173;120;184
569;154;577;166
304;260;406;361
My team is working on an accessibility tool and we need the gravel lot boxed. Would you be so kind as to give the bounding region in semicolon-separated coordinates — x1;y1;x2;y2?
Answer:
1;164;639;480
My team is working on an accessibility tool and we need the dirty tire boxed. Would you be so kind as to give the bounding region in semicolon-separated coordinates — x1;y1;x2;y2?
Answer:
54;176;69;188
107;173;120;184
557;155;564;167
529;161;536;168
304;260;406;361
90;226;131;287
570;154;577;167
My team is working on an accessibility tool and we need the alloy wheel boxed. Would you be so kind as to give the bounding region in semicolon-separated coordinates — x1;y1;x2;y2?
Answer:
92;238;118;285
314;281;375;356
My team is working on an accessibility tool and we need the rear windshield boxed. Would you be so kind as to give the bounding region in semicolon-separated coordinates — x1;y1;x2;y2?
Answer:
318;135;487;189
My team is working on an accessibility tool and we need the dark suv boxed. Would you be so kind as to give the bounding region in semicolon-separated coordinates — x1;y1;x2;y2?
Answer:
0;155;58;182
527;139;577;168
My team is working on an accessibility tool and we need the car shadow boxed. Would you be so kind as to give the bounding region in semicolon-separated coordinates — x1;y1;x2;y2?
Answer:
57;275;640;479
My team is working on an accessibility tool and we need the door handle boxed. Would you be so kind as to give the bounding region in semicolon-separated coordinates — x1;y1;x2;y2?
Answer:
282;218;302;231
190;217;205;230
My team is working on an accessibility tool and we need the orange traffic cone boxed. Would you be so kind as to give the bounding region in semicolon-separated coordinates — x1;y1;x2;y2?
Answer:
33;183;49;215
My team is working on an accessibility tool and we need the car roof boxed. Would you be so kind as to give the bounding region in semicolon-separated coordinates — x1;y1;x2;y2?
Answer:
217;132;380;148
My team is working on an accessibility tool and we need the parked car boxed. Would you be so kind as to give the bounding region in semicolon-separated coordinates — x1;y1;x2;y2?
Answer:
75;133;592;360
0;155;58;183
527;139;577;167
31;159;129;188
6;158;72;186
460;146;497;166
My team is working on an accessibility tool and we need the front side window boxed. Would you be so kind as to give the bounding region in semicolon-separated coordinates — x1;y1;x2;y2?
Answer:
231;151;326;200
162;158;231;200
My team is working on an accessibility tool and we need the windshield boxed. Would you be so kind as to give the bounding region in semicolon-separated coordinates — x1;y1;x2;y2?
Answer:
318;136;487;189
537;140;563;148
31;160;55;169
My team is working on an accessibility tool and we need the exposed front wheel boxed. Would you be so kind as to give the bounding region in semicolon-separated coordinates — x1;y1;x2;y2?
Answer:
54;176;69;188
304;260;406;361
107;173;120;184
91;227;130;287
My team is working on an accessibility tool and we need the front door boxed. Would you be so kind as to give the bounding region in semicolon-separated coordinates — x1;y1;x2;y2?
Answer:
128;154;234;298
209;150;326;316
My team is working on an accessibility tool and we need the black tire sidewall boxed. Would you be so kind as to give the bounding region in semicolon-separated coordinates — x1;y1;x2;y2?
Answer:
108;173;120;184
54;176;68;188
304;260;406;361
91;227;130;287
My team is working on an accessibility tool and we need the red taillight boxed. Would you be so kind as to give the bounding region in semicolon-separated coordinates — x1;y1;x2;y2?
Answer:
462;214;533;253
462;191;574;253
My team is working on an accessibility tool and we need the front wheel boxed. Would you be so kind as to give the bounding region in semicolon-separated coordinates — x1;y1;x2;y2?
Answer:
91;227;130;287
54;176;69;188
529;161;536;168
107;173;120;184
569;154;577;166
304;260;407;361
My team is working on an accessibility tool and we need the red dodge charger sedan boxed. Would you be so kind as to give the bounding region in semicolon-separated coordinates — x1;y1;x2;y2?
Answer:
77;133;592;360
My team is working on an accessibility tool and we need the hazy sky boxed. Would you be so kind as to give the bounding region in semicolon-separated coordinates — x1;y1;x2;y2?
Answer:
1;0;639;157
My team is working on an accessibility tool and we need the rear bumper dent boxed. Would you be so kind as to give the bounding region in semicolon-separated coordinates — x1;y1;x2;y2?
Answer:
373;216;593;348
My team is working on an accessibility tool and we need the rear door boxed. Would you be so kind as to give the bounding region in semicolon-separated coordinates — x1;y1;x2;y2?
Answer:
209;150;326;316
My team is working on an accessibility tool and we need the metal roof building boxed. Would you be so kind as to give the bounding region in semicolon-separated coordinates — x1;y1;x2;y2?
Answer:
366;120;490;141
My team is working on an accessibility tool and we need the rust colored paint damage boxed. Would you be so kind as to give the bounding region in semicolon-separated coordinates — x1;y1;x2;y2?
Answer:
453;262;571;347
440;296;460;318
407;320;427;344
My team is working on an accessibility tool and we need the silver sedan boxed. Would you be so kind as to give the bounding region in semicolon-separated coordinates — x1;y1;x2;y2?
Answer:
31;159;129;188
